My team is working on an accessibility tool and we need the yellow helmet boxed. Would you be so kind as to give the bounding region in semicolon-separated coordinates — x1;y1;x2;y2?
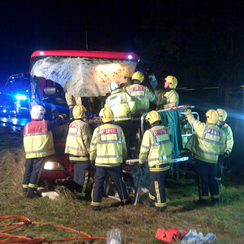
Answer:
73;105;87;119
145;110;162;124
165;75;178;88
217;109;227;122
99;107;114;123
132;71;144;83
206;109;219;124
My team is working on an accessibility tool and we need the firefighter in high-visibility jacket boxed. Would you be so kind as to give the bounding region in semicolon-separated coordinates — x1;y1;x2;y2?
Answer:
90;108;130;210
185;108;225;204
105;82;136;157
23;105;64;198
156;75;179;109
139;111;172;211
126;71;157;158
65;92;82;120
216;108;234;182
65;105;92;202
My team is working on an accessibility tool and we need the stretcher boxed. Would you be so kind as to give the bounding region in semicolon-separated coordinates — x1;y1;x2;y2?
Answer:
105;105;199;205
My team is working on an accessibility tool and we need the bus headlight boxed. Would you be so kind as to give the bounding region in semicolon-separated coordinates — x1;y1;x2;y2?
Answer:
43;161;65;171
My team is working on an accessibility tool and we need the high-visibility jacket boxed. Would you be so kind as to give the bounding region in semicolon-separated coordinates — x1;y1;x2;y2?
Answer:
139;125;172;172
157;89;179;109
219;123;234;155
185;109;225;164
126;84;156;116
65;119;91;161
104;89;136;121
65;92;82;108
23;120;55;159
90;123;127;167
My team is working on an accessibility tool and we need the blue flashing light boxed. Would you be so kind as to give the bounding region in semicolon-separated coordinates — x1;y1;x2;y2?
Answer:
127;55;133;60
16;94;27;100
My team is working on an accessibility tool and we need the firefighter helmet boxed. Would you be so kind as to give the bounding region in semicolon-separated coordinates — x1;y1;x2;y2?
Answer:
132;71;144;83
109;82;120;92
217;109;227;122
165;75;178;89
145;110;162;124
206;109;219;124
73;105;87;119
99;107;114;123
31;105;46;120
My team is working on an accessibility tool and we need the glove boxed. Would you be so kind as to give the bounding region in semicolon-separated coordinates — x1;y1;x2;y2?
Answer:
139;163;145;171
224;150;230;158
185;104;192;110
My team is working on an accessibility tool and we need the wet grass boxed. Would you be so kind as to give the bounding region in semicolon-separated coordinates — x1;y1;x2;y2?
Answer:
0;133;244;243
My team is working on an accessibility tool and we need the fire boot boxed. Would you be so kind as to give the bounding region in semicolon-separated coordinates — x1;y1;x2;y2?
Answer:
26;188;42;199
23;188;28;197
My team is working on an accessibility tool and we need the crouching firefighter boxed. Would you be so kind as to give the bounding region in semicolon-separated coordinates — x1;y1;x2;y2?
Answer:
23;105;65;198
186;108;225;204
65;105;92;202
90;108;131;210
139;111;172;211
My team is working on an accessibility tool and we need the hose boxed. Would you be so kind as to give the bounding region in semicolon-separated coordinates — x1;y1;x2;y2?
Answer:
0;215;137;244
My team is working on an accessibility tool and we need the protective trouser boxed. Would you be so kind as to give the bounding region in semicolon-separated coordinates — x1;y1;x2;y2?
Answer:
91;165;129;210
73;161;92;199
148;167;169;211
113;120;132;157
23;157;45;191
195;160;220;202
216;155;224;181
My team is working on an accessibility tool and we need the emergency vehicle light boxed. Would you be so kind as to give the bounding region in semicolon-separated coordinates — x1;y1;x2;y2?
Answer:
16;94;27;100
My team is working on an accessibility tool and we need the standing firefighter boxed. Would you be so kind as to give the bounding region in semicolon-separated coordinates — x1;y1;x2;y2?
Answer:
105;82;136;157
216;108;234;181
186;108;225;204
139;110;172;212
65;91;82;120
90;108;131;210
23;105;64;198
126;71;157;158
157;75;179;109
65;105;92;202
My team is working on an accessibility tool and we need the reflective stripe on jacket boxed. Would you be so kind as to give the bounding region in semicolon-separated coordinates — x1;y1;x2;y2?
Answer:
139;125;172;171
105;89;136;121
23;120;55;159
162;89;179;109
126;84;155;116
90;123;127;167
65;119;91;161
220;123;234;154
185;109;225;163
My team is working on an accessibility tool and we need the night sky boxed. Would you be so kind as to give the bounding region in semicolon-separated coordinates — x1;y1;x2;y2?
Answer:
0;0;243;88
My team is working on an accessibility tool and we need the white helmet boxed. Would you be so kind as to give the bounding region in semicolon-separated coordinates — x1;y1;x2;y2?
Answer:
109;82;120;92
31;105;46;120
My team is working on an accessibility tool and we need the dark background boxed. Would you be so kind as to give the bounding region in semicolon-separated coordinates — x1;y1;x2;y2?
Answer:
0;0;243;170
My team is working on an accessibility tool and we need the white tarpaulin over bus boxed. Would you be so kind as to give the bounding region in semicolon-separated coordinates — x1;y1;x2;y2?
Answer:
30;57;137;97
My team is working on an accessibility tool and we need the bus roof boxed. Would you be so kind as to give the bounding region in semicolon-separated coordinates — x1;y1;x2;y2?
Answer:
31;50;140;61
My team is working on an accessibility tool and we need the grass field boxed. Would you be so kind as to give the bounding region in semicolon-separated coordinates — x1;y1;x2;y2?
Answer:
0;133;244;243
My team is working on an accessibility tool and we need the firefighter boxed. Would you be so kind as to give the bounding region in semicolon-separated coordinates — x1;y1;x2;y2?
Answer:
216;108;234;182
126;71;157;158
139;110;172;211
90;108;131;210
65;91;82;120
185;108;225;204
65;105;92;202
23;105;65;198
105;82;136;157
156;75;179;109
